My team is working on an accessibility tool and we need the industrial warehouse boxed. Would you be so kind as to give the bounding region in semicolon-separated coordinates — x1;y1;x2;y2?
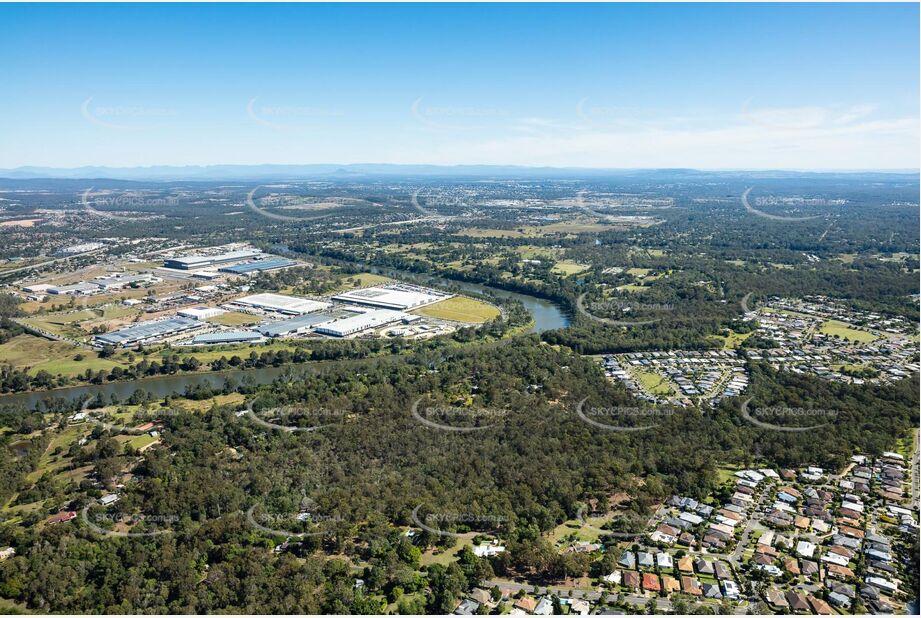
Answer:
228;293;331;316
313;309;411;337
162;248;263;270
331;284;452;310
89;280;472;349
94;317;204;347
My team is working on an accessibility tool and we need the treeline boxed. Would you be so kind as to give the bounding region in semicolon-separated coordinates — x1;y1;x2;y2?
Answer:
0;334;917;613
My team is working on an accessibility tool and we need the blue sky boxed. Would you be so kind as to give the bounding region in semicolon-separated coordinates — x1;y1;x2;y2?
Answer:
1;3;918;169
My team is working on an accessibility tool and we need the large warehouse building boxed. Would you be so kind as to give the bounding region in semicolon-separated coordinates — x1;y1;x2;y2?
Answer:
190;331;264;345
177;307;226;320
314;309;408;337
218;258;297;275
93;317;204;347
163;248;263;270
256;310;354;338
229;293;331;316
331;284;452;311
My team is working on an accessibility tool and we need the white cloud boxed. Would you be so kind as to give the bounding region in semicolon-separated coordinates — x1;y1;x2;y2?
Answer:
384;107;919;169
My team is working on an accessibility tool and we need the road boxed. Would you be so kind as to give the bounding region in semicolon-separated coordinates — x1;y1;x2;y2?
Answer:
911;430;920;508
482;579;673;611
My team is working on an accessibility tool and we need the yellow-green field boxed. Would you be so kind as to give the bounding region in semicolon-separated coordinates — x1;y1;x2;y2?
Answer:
0;334;124;375
548;514;614;545
819;320;878;343
116;434;160;451
616;284;649;293
514;245;564;260
165;341;306;364
626;268;652;277
20;305;140;338
633;369;676;397
332;273;393;292
551;260;591;276
710;330;754;350
413;296;500;323
419;531;478;567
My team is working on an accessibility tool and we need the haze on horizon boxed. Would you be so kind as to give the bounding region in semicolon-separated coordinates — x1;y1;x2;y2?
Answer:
1;3;918;171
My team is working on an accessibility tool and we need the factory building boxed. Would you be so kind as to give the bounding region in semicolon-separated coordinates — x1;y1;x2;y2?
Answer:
332;284;452;311
92;273;158;291
177;307;226;320
48;282;100;295
315;309;408;337
218;258;297;275
256;310;355;338
93;317;204;347
229;293;330;316
190;331;264;345
163;248;262;270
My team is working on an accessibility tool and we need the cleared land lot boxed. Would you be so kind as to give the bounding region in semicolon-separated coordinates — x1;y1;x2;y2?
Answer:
819;320;878;343
551;260;591;276
412;296;499;323
633;369;677;397
0;334;123;375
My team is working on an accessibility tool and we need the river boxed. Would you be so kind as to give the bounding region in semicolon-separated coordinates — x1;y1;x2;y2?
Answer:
0;267;570;410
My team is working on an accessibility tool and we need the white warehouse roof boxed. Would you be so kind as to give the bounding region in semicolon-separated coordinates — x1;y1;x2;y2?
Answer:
332;284;452;310
232;293;330;315
315;309;407;337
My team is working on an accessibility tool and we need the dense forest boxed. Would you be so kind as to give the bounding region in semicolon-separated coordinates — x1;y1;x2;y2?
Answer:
0;339;916;613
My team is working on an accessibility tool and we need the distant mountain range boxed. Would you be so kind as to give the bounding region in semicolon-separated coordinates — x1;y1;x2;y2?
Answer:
0;164;917;181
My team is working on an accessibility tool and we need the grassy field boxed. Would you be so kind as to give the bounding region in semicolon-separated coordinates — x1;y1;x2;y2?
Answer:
626;268;652;277
419;531;478;567
551;260;591;276
413;296;500;323
160;341;305;364
616;284;649;293
711;330;754;350
207;311;259;326
819;320;878;343
548;514;613;545
633;369;676;397
716;465;740;484
894;429;918;461
25;424;89;483
20;305;140;338
515;245;563;260
0;334;124;376
331;273;392;292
